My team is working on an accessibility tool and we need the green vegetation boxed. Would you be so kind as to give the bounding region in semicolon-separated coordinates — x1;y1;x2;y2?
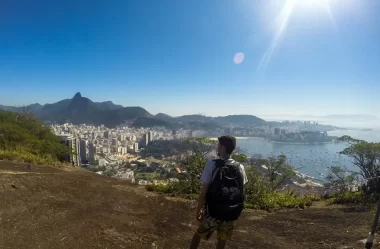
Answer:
338;136;380;182
135;172;160;181
325;166;357;193
0;110;72;165
243;162;312;210
146;137;315;210
324;136;380;206
326;190;371;205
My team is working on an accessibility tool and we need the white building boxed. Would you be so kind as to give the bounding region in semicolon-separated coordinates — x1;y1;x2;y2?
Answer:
148;131;153;142
99;158;108;167
133;143;139;152
144;133;149;146
118;134;125;141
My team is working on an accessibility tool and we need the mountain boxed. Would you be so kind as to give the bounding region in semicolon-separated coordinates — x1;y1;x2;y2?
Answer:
96;101;123;110
132;117;174;128
154;113;175;122
0;93;267;128
0;103;42;113
154;113;266;127
214;115;267;126
0;105;18;112
0;93;163;127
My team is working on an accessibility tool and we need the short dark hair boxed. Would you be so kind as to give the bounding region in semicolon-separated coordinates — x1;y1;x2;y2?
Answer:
218;135;236;155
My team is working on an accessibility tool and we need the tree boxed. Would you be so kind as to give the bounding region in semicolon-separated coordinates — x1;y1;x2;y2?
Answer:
180;138;217;193
250;154;296;191
338;136;380;180
325;166;356;193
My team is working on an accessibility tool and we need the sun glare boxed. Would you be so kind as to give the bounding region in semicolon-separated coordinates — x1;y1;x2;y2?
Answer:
258;0;337;72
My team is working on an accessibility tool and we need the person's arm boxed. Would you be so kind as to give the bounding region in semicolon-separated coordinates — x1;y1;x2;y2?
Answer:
240;164;248;185
196;183;209;221
196;161;213;221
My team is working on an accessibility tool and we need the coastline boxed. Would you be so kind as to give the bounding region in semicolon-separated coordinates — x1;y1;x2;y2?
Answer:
235;136;336;145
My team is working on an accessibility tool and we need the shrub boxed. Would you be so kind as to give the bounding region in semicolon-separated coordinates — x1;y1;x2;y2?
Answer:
146;179;314;210
245;191;313;210
326;190;373;205
0;150;69;167
0;110;72;164
147;180;196;194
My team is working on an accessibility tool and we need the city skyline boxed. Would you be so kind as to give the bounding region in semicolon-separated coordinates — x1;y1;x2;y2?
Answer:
0;0;379;117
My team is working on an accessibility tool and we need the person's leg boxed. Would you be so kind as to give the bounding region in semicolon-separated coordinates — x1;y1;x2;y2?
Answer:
190;212;218;249
216;239;227;249
189;233;201;249
216;221;234;249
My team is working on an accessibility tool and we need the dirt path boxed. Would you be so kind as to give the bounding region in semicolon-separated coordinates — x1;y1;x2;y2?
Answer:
0;162;378;249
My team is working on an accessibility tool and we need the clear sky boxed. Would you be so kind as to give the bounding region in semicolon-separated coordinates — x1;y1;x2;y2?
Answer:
0;0;379;117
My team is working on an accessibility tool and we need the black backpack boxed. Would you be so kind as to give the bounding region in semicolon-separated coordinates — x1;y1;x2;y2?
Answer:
206;159;244;221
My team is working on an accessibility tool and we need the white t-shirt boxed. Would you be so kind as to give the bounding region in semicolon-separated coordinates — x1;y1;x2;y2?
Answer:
200;159;248;185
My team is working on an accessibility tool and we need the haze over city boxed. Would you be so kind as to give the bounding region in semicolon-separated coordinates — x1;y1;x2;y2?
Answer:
0;0;379;119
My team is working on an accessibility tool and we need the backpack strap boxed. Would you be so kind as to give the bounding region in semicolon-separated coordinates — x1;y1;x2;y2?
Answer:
211;159;225;183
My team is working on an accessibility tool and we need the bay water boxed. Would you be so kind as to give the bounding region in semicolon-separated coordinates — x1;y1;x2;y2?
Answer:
237;129;379;180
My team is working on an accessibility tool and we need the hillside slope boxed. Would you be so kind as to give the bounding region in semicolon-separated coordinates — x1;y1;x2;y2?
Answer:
0;161;373;249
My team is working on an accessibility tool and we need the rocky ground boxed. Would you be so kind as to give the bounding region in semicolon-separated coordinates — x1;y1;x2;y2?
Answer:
0;161;378;249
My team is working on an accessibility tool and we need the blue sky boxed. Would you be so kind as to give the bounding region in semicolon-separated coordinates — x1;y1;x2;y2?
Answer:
0;0;379;117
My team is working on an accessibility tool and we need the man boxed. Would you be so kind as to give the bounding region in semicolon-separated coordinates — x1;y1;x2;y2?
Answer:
190;135;248;249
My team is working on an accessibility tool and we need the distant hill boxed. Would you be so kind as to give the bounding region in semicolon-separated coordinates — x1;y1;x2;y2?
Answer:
0;103;42;113
132;117;174;128
1;93;267;128
214;115;267;126
154;113;266;127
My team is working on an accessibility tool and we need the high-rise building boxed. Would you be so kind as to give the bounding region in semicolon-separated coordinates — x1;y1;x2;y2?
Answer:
133;143;139;152
112;138;118;146
118;147;127;155
104;131;109;139
74;138;81;166
79;139;87;163
58;135;80;166
148;131;153;142
88;142;95;163
145;133;149;146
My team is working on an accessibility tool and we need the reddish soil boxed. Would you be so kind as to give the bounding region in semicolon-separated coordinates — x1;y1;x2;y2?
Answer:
0;161;378;249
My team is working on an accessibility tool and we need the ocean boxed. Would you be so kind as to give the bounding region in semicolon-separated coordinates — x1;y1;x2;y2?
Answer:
237;129;380;181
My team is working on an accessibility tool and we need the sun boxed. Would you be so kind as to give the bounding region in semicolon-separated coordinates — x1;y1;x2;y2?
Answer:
258;0;336;71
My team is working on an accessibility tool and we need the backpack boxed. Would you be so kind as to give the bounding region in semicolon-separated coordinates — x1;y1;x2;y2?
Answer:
206;159;245;221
